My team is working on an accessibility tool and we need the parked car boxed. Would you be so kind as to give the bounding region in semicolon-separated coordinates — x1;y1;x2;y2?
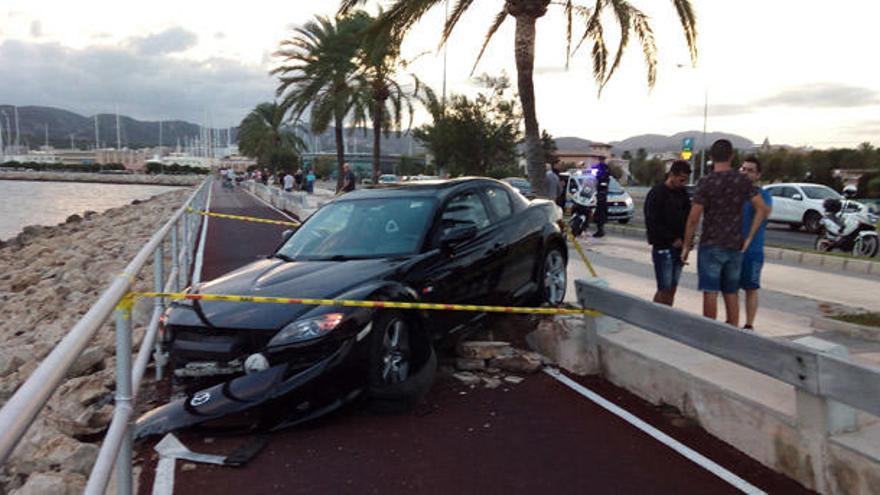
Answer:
136;177;568;439
502;177;532;197
764;183;863;233
379;174;399;184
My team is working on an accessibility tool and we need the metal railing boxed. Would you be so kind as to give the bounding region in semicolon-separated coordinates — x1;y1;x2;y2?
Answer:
0;177;212;494
575;280;880;418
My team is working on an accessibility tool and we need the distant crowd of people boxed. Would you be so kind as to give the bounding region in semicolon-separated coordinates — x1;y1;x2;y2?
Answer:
644;139;772;330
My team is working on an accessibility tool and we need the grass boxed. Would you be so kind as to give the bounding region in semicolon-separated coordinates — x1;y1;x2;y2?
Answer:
830;312;880;328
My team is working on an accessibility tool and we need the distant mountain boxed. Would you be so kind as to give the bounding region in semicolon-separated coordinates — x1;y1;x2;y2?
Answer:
609;131;754;154
554;136;593;150
0;105;224;150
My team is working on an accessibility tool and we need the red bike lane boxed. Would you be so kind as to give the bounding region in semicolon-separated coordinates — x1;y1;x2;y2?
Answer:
137;182;812;494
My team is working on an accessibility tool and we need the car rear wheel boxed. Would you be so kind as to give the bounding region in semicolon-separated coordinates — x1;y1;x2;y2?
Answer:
539;247;567;305
366;311;436;412
803;211;822;233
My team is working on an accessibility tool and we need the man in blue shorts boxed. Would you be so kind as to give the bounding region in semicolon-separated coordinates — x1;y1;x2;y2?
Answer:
738;157;772;330
644;160;691;306
682;140;770;327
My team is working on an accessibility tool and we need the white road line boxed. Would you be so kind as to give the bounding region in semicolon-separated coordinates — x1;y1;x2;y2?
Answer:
152;457;175;495
191;180;213;286
543;367;766;495
240;183;300;223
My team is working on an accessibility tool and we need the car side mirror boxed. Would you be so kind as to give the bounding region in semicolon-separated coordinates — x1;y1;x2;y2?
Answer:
791;193;803;201
281;229;295;243
441;224;478;248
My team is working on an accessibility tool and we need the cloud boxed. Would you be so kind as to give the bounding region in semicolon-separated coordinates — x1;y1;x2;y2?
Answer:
0;39;274;126
29;20;42;37
214;32;227;40
127;27;198;56
757;83;880;108
679;102;755;117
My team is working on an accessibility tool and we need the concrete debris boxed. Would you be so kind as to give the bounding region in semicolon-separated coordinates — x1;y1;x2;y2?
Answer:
489;351;543;374
454;358;486;371
482;377;502;389
456;341;514;360
10;472;86;495
452;372;482;386
504;376;524;384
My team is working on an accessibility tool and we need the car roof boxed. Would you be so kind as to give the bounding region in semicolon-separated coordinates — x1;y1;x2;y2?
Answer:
764;182;833;188
337;177;512;201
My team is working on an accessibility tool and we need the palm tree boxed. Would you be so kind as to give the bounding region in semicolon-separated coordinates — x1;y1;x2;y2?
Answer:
273;15;368;191
238;101;306;169
348;11;421;184
339;0;698;197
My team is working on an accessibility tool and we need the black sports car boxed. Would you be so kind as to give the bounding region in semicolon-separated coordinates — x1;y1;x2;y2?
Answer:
136;177;568;438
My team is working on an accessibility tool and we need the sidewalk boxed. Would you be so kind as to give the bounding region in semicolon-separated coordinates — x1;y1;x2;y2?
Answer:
564;233;880;369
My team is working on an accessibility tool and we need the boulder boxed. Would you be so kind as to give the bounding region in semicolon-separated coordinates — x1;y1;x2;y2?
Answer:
67;345;106;378
65;214;82;224
456;341;514;360
11;472;86;495
10;421;98;475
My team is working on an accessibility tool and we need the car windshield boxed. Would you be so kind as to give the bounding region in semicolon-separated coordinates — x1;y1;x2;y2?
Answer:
277;197;436;261
609;177;624;194
801;185;841;200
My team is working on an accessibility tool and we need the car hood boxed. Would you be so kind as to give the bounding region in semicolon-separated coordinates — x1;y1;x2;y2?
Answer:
167;257;409;330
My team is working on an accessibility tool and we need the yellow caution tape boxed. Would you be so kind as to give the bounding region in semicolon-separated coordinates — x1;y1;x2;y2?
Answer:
129;291;601;317
564;225;598;278
187;208;300;227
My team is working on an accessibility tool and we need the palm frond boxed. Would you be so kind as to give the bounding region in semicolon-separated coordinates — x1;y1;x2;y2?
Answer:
601;0;634;93
470;7;509;76
671;0;698;66
564;0;574;70
631;10;658;88
440;0;475;48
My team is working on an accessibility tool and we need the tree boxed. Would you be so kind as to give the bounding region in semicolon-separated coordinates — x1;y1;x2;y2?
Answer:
414;75;521;178
541;130;559;166
630;156;665;185
339;0;697;198
273;15;368;191
347;11;420;184
237;102;305;169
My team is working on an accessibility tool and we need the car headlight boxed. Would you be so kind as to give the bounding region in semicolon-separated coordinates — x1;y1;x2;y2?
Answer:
268;313;345;347
624;196;633;207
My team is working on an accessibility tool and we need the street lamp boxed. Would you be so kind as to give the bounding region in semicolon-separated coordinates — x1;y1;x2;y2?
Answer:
677;64;708;179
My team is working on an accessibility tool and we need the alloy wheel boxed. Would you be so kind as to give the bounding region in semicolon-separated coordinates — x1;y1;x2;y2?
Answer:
380;319;411;384
543;250;567;304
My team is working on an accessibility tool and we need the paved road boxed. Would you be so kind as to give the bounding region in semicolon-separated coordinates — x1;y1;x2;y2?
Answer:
137;182;813;494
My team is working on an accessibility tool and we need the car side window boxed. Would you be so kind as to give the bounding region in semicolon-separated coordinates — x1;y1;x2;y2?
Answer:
767;187;783;198
484;187;513;219
783;187;800;199
439;191;491;236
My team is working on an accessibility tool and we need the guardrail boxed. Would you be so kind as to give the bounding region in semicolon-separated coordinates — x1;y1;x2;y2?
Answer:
575;279;880;418
0;177;212;494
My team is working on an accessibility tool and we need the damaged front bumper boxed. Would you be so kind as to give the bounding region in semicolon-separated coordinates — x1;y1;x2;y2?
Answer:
135;339;360;441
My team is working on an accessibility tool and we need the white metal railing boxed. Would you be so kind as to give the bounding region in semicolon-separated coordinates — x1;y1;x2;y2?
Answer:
0;177;212;494
575;279;880;418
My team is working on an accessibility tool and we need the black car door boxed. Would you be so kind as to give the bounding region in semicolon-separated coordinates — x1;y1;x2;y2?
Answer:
410;188;505;335
481;185;542;301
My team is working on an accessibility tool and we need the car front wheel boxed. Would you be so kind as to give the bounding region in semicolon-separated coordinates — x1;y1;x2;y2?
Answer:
540;247;567;305
366;311;436;412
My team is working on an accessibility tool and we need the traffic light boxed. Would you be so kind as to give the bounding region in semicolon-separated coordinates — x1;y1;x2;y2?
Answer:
681;137;694;160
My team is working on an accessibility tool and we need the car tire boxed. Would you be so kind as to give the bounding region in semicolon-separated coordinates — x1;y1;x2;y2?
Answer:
803;211;822;233
538;246;567;305
365;311;436;413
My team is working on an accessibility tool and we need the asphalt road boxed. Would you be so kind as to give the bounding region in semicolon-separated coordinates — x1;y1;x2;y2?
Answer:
136;181;813;494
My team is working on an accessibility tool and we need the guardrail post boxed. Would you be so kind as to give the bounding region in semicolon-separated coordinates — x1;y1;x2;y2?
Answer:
114;303;134;495
792;336;858;493
578;278;619;371
183;208;191;285
170;219;180;292
153;245;167;380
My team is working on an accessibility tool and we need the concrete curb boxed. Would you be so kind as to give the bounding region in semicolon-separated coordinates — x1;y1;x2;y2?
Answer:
602;224;880;278
811;315;880;343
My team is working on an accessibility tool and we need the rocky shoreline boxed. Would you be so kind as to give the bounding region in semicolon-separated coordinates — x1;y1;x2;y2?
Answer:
0;170;204;186
0;187;193;494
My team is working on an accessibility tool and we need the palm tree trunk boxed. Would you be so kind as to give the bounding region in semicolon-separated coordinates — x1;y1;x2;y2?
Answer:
513;10;547;198
334;112;346;192
372;100;382;184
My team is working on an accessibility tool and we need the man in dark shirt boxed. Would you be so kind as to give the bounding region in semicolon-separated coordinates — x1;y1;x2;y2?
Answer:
645;160;692;306
592;160;610;237
682;139;770;327
341;163;356;193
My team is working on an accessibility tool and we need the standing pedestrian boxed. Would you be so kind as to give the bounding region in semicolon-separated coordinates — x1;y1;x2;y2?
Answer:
305;169;315;194
341;163;356;193
645;160;692;306
738;156;772;330
545;163;560;204
283;171;294;192
592;160;610;237
682;139;770;327
294;168;303;190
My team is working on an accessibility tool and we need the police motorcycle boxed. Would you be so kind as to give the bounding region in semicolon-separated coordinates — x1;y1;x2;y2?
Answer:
815;186;880;257
566;169;597;237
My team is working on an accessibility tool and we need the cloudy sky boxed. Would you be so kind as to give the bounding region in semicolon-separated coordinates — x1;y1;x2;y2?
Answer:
1;0;878;148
